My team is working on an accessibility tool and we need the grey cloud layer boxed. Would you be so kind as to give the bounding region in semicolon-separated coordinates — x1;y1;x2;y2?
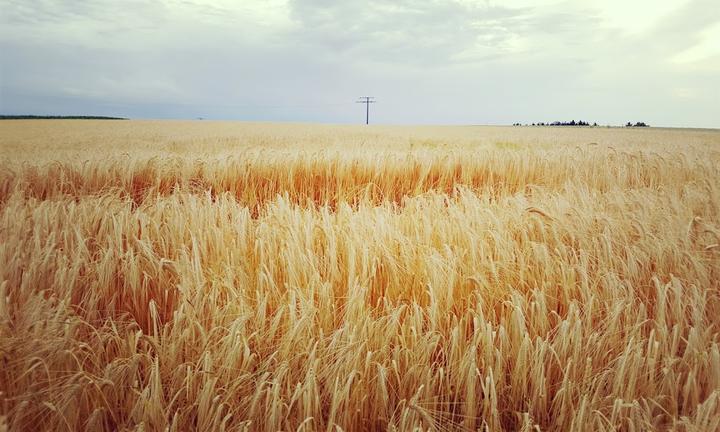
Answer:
0;0;718;126
287;0;531;64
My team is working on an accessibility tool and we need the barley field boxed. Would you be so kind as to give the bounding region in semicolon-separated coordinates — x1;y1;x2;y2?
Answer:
1;120;719;431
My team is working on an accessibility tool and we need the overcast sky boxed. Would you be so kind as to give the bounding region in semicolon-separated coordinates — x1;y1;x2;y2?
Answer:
1;0;718;127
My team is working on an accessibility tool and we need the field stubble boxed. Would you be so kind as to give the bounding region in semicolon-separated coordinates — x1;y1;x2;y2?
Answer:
1;121;720;431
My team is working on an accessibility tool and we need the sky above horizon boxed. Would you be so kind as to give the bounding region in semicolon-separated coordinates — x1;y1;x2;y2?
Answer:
1;0;719;127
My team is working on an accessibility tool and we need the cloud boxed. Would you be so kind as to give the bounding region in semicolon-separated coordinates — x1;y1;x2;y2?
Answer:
286;0;530;64
0;0;718;127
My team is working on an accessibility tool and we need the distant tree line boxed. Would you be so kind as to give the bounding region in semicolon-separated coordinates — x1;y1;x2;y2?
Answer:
513;120;650;127
0;115;128;120
512;120;596;127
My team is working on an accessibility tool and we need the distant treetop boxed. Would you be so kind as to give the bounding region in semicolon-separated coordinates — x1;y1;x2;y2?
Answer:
0;115;128;120
513;120;649;127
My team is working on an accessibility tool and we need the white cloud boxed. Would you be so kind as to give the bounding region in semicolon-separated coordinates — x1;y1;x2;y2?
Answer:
672;21;720;63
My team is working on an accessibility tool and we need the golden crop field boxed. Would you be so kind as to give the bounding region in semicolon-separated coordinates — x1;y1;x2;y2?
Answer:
1;120;720;431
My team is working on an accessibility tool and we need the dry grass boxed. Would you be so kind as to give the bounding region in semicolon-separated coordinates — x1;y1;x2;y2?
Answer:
1;121;720;431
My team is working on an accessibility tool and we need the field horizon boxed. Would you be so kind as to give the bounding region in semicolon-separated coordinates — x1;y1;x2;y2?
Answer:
1;121;719;431
5;117;720;130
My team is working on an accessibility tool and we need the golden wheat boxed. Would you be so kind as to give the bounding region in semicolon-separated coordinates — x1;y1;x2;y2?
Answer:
1;121;719;431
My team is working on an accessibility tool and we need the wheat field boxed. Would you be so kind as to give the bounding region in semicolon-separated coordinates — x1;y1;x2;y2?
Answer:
1;120;719;431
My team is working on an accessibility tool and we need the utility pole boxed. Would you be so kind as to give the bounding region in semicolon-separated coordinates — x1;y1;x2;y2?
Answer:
356;97;376;124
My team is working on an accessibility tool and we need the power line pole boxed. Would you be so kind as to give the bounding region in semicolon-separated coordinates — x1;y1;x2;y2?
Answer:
356;96;376;124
